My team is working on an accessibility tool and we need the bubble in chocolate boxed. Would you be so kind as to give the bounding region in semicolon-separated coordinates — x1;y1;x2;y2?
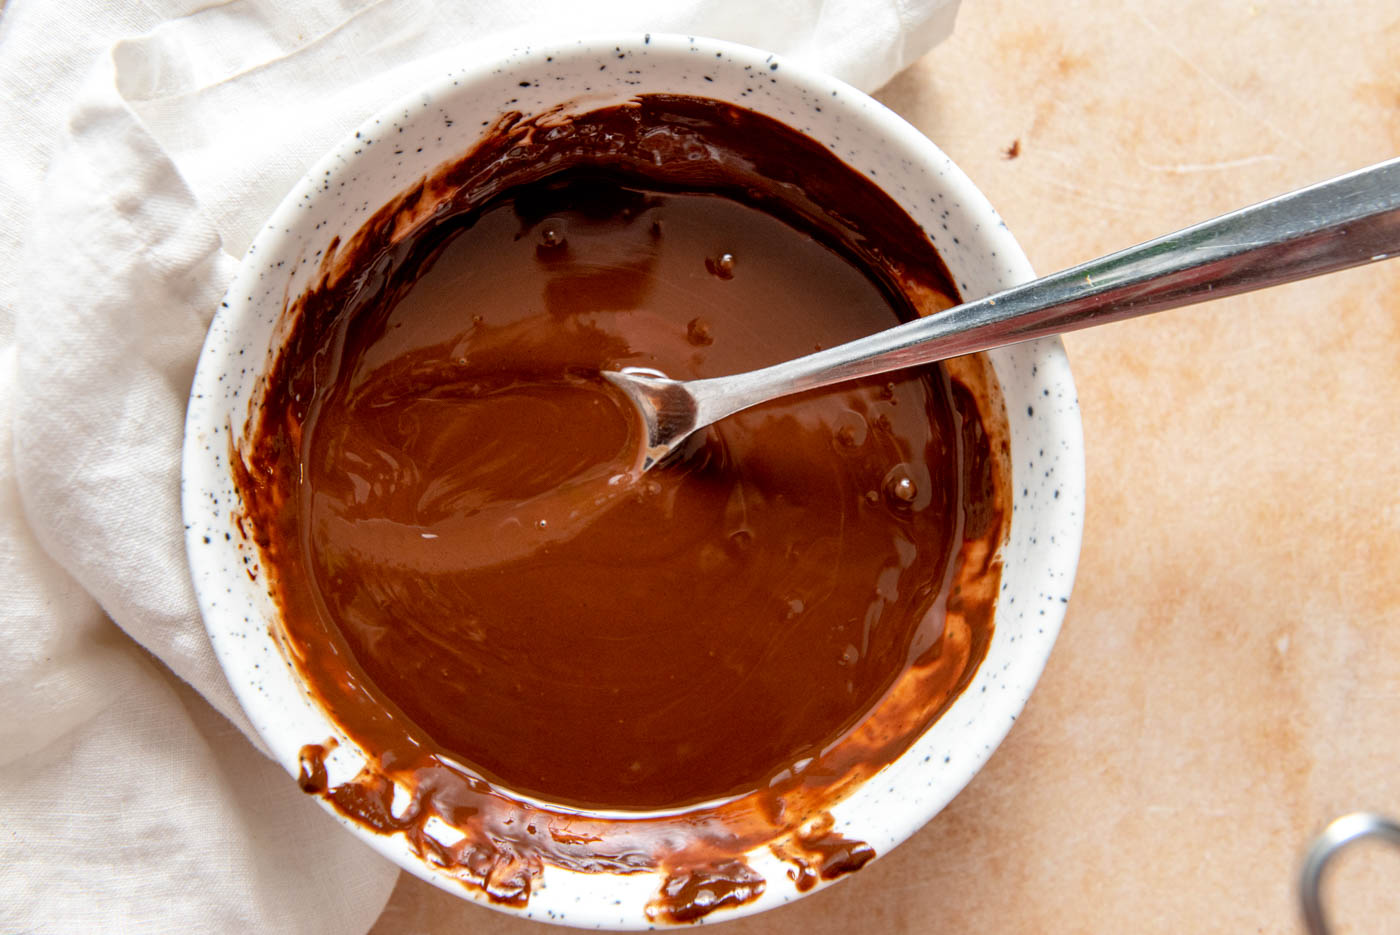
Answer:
832;409;868;450
686;317;714;346
537;219;567;252
839;643;860;666
883;464;919;507
705;251;736;279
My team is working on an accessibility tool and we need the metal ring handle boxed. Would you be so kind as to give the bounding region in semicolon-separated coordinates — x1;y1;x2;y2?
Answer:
1300;812;1400;935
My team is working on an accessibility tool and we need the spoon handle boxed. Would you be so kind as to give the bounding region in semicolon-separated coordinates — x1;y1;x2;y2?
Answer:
688;157;1400;425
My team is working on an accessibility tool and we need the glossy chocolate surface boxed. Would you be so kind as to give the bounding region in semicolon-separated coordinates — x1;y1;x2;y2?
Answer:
235;95;1008;920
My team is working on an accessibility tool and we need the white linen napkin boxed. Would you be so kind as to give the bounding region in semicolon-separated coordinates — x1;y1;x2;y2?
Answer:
0;0;959;930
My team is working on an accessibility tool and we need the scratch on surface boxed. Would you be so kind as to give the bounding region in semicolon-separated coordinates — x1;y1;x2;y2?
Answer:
1128;6;1310;156
1012;146;1159;217
1136;153;1281;174
1022;169;1156;217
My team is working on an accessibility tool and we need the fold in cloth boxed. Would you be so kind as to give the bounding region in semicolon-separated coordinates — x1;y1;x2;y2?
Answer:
0;0;959;930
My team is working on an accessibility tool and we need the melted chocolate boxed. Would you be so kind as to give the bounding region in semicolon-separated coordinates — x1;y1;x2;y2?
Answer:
771;813;877;892
648;861;767;923
234;95;1009;921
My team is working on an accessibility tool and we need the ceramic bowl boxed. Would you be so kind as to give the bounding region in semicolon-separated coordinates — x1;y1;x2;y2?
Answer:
182;32;1084;929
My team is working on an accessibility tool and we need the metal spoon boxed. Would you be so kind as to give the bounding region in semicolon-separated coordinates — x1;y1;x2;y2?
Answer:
604;157;1400;470
1300;812;1400;934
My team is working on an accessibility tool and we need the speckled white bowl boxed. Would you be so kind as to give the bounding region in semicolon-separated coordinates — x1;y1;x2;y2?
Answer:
182;33;1084;929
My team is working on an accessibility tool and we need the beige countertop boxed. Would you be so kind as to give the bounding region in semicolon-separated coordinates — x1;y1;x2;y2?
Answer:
371;2;1400;931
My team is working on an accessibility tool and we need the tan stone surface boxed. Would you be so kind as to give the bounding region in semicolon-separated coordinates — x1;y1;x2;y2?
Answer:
369;2;1400;931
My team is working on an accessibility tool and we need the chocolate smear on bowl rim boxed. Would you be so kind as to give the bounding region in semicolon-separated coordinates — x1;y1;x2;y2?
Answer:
229;95;1010;922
